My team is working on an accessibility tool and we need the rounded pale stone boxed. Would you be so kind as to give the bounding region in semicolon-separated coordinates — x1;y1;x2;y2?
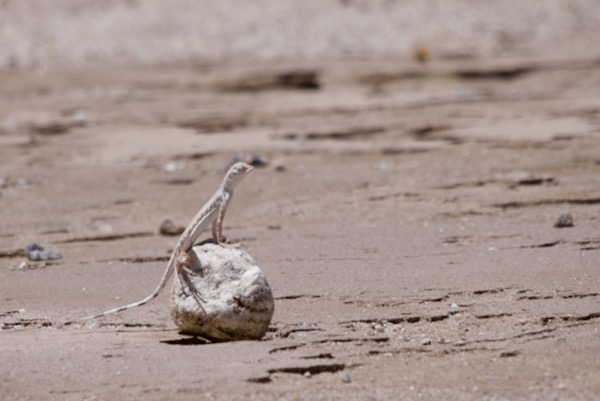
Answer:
170;243;274;341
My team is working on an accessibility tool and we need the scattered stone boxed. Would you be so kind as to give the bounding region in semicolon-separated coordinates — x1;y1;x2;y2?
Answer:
413;44;431;64
159;219;185;236
227;155;268;170
62;108;88;123
341;372;352;383
24;243;62;261
422;338;431;346
16;178;34;187
554;213;573;228
450;303;459;308
303;371;311;378
11;261;47;270
373;324;385;333
25;243;44;253
249;155;268;168
170;243;275;341
28;250;43;261
47;251;62;259
162;160;186;173
273;159;286;172
11;261;31;270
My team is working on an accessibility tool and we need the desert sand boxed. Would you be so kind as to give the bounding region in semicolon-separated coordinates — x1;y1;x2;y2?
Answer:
1;1;600;400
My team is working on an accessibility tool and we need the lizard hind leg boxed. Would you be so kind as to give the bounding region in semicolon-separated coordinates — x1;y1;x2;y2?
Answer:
175;250;206;314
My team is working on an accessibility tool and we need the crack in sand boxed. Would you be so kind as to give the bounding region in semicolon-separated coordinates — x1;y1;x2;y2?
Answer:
492;197;600;209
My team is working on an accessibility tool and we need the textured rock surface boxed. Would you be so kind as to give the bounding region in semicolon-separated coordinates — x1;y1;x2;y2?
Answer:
170;243;274;341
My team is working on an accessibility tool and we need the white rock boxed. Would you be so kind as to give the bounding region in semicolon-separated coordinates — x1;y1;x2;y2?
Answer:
170;243;274;341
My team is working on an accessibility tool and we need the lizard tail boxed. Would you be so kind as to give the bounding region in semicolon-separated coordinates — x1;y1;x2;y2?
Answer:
80;253;176;320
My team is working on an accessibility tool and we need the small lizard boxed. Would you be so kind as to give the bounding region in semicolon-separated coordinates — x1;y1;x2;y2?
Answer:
83;162;254;319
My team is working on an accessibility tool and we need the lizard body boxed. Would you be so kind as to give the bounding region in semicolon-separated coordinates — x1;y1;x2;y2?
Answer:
83;162;253;319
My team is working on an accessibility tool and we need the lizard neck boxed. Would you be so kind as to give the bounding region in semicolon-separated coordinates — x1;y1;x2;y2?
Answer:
220;179;235;194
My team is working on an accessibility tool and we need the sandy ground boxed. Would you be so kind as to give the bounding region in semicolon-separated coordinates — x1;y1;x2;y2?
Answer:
2;2;600;400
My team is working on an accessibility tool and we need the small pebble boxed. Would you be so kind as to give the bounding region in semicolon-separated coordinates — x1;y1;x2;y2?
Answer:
303;371;311;378
341;373;352;383
24;243;62;261
12;261;48;270
162;161;185;173
422;338;431;346
450;303;459;308
28;250;43;261
15;261;30;270
25;243;44;253
47;251;62;260
71;108;88;121
35;250;61;261
249;155;268;168
16;178;33;187
413;44;430;64
554;213;573;228
159;219;185;236
273;159;286;172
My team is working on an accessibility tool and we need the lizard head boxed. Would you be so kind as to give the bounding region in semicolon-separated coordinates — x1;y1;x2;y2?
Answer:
224;162;254;189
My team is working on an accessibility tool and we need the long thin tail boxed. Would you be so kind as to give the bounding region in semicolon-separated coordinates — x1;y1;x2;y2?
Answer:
81;251;177;320
80;207;214;321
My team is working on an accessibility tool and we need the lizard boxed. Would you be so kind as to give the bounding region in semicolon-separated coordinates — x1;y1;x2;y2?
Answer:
83;162;254;320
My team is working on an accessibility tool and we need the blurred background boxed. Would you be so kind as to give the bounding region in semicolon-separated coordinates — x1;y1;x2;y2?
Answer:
2;0;599;68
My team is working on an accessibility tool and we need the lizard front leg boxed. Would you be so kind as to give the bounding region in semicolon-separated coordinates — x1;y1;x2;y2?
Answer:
212;195;230;243
211;219;219;243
